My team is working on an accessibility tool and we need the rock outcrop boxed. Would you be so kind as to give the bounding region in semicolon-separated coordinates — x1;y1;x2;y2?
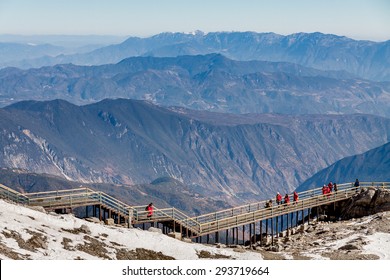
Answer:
341;187;390;219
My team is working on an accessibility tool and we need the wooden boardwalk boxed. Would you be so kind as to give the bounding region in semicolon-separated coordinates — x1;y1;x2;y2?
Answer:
1;181;389;242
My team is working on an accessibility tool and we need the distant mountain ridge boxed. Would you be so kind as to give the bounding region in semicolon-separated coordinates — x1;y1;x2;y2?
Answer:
0;42;65;63
4;31;389;81
1;54;389;117
296;142;390;192
1;98;390;204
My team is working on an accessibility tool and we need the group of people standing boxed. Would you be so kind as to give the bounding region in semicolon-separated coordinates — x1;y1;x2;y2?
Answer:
266;191;299;208
322;181;337;195
321;179;360;196
150;179;361;214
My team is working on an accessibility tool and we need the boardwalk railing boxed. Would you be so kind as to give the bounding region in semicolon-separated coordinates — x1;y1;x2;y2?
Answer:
197;182;390;235
0;184;29;204
133;206;201;234
1;181;389;238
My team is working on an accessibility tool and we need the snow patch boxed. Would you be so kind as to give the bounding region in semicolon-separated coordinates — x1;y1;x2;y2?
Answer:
364;232;390;259
0;199;262;260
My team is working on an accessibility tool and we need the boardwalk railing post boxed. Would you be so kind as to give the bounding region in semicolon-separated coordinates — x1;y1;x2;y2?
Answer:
128;208;133;228
271;217;274;246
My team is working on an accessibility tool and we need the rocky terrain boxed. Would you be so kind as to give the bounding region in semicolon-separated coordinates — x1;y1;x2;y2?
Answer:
262;211;390;260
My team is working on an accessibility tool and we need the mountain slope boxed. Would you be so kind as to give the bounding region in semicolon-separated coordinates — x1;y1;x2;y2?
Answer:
1;99;390;203
6;32;390;81
1;54;389;117
296;142;390;192
0;169;228;215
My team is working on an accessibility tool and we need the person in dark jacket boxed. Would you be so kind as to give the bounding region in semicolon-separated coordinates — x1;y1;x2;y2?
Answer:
328;182;334;192
284;194;290;205
354;179;360;193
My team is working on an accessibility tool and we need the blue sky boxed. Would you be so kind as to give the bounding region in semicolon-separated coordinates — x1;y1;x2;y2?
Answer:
0;0;389;41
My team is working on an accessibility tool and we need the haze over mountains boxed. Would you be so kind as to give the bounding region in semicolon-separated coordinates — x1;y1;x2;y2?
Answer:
0;34;127;66
2;31;390;81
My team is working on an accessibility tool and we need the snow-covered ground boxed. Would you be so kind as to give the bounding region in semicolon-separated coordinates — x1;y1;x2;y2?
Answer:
279;212;390;260
0;199;261;260
0;198;389;260
364;232;390;259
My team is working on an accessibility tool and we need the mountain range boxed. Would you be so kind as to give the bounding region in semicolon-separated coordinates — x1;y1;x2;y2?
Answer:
2;31;389;81
1;98;390;205
297;142;390;192
1;54;389;117
1;31;389;209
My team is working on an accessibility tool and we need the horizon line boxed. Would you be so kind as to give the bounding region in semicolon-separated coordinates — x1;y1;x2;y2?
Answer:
0;30;388;43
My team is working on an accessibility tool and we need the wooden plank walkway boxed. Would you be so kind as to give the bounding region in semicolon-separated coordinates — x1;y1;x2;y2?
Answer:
1;181;389;239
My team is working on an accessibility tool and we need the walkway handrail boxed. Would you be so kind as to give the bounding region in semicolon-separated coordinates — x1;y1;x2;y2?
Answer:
1;181;389;238
0;183;29;204
94;191;132;216
198;182;390;235
26;187;94;198
132;205;201;233
189;182;390;230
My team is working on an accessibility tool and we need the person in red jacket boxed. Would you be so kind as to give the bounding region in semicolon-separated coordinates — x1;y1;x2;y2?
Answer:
276;192;282;205
293;191;299;204
146;203;154;218
322;185;329;195
284;194;290;205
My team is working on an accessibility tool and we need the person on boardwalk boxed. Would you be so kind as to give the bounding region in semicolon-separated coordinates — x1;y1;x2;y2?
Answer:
328;182;334;192
333;183;338;193
276;192;282;205
322;184;328;195
146;203;154;218
293;191;299;204
265;199;273;208
284;194;290;205
354;179;360;192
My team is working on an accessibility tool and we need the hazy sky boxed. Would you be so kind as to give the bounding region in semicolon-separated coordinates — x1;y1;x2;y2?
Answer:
0;0;389;41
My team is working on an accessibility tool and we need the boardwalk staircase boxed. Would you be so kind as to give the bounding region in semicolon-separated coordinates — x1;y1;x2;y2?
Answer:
1;182;389;242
